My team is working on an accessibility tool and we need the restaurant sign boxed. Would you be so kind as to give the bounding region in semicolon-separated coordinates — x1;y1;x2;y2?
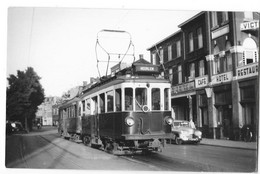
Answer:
171;81;195;95
211;71;232;85
236;63;258;80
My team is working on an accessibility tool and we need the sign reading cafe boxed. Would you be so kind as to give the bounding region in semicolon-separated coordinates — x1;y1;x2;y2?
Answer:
236;63;258;80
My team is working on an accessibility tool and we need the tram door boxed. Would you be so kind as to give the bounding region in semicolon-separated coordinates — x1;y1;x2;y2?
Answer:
91;96;98;138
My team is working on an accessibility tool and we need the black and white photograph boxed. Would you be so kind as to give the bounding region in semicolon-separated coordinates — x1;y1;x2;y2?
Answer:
2;0;259;173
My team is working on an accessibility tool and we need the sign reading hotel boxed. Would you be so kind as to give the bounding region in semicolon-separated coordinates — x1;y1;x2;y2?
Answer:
211;71;232;85
171;81;195;95
240;21;259;31
195;76;208;88
236;63;258;80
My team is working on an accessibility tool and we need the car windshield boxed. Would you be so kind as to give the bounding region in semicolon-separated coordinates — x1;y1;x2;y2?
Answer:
174;121;189;127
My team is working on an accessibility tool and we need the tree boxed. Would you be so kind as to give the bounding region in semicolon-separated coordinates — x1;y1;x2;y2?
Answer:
6;67;45;131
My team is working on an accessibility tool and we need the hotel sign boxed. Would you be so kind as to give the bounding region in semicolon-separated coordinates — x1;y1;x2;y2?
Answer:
240;21;259;31
211;71;233;85
171;81;195;95
195;76;208;88
236;63;258;80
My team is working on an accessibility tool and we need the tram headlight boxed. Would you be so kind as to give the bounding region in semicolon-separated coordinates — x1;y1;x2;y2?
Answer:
125;117;135;127
165;116;173;125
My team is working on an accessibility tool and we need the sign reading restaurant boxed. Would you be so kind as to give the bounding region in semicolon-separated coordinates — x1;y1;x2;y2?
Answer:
236;63;258;80
211;71;232;85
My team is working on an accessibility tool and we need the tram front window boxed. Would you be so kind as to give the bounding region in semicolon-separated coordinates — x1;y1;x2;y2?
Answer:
125;88;133;111
152;88;160;110
135;88;147;111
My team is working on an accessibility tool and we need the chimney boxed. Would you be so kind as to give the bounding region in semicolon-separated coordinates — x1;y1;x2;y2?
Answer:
139;54;144;60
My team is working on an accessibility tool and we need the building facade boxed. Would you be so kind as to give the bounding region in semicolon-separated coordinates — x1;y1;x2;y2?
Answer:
148;11;259;140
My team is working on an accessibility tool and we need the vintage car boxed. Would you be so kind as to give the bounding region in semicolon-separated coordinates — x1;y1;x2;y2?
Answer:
171;120;202;145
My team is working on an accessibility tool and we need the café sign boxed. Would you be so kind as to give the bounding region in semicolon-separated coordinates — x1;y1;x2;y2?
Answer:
236;63;258;80
240;20;259;31
171;81;195;95
195;76;208;88
211;71;232;85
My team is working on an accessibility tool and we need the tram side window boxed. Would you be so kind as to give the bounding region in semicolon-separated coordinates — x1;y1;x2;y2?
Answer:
99;93;105;113
86;98;91;115
125;88;133;111
152;88;160;110
107;91;114;112
164;88;170;110
135;88;147;111
115;88;122;111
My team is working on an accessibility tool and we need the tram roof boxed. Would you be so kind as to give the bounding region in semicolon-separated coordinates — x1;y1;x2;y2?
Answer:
59;97;80;109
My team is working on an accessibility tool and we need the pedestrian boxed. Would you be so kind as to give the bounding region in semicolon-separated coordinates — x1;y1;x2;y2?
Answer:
189;118;196;129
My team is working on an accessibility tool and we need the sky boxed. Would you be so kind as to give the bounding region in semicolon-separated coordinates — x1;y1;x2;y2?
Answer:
5;1;260;98
7;7;200;97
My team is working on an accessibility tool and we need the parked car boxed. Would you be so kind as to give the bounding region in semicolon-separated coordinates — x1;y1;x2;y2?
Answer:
171;120;202;145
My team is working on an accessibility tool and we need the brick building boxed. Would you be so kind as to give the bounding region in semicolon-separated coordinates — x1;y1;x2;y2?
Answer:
148;11;259;140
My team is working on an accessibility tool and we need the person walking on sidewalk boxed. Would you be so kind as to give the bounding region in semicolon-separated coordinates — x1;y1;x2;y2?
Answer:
189;118;196;129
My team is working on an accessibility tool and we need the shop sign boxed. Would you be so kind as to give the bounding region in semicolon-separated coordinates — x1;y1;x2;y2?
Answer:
240;20;259;31
195;76;208;88
236;63;258;80
211;71;232;85
211;25;229;39
171;81;195;95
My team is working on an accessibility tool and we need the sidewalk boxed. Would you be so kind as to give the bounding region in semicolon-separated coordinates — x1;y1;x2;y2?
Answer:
201;138;258;150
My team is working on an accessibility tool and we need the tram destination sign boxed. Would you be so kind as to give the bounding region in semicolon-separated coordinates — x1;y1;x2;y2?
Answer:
134;64;160;74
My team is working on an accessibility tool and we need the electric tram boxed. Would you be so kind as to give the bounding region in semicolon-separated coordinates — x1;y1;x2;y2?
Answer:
58;30;173;155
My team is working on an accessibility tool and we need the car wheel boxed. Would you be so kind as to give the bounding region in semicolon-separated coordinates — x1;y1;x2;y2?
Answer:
175;137;183;145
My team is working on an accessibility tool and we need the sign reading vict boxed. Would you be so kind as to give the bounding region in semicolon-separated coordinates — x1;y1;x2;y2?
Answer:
236;63;258;80
211;71;233;85
240;20;259;31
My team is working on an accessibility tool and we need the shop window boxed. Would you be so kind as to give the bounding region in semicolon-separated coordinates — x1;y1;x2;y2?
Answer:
242;104;255;125
106;90;114;112
125;88;133;111
241;86;255;101
152;88;160;110
215;91;231;105
176;40;181;57
168;45;172;61
135;88;147;111
164;88;170;111
197;27;203;49
99;93;105;113
189;32;194;52
115;88;121;111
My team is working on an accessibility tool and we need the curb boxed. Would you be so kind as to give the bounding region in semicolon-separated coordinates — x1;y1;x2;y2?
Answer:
200;142;257;150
